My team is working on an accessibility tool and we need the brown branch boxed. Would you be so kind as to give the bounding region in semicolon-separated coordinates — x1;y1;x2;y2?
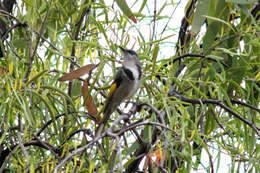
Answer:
23;22;33;83
0;140;60;170
68;1;92;96
36;111;95;137
2;22;25;41
209;107;232;138
251;1;260;20
114;122;177;137
210;33;241;52
176;0;197;54
0;9;20;22
172;53;228;68
59;128;92;147
54;134;105;173
148;0;157;52
0;145;19;172
17;132;29;166
176;95;260;137
33;135;60;159
230;99;260;113
156;52;228;84
108;137;120;173
209;153;214;173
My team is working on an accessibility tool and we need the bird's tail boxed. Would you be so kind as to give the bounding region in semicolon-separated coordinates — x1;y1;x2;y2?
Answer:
95;101;116;138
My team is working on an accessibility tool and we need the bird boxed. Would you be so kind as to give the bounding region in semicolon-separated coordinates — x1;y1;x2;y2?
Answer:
95;46;142;138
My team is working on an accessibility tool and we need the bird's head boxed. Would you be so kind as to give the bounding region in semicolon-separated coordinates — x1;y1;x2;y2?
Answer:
119;46;141;67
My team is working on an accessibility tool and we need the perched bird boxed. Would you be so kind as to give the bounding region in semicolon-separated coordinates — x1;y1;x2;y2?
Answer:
96;46;142;137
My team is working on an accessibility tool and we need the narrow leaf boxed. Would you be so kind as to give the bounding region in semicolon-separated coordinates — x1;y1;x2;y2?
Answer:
26;70;48;86
255;70;260;81
58;64;96;81
82;80;98;117
226;0;257;4
191;0;210;33
138;0;147;13
115;0;137;23
151;44;159;75
203;15;236;32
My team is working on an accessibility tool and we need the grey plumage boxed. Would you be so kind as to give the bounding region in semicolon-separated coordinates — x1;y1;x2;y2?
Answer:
96;47;142;137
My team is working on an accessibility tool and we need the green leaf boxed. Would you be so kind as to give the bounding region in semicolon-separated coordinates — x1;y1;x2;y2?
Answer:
115;0;137;23
138;0;147;13
203;15;236;32
191;0;210;33
32;90;58;133
13;38;28;49
41;85;76;112
144;124;152;143
123;156;136;169
202;22;219;54
26;70;48;86
226;0;257;4
72;80;82;97
238;4;255;23
90;16;110;46
151;44;159;75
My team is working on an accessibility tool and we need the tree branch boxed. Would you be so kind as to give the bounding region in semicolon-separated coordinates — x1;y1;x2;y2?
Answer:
175;95;260;137
172;53;228;67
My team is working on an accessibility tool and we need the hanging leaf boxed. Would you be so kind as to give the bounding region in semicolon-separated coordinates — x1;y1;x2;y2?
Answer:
255;70;260;81
72;80;82;97
58;64;96;81
82;80;98;118
26;70;48;86
226;0;257;4
191;0;210;33
115;0;137;23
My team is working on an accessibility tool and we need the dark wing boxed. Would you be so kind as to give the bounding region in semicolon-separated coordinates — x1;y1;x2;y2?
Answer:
100;68;124;125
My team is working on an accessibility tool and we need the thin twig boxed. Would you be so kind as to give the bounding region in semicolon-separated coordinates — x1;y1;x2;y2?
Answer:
0;146;19;172
54;134;105;173
33;135;60;159
31;8;49;61
60;128;92;147
108;137;120;173
23;22;34;83
33;30;80;67
172;53;228;67
116;122;178;137
0;9;20;22
2;22;25;41
209;107;232;139
149;0;157;52
17;132;29;166
36;111;95;136
230;99;260;113
175;95;260;137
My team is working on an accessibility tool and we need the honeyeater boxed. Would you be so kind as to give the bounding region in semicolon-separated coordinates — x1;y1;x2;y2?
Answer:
96;46;142;137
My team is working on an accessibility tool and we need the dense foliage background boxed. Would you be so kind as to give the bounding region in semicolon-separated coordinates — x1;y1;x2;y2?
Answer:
0;0;260;172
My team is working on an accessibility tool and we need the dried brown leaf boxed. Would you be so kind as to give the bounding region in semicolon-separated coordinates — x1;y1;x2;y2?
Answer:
58;64;96;81
82;80;98;117
129;15;137;23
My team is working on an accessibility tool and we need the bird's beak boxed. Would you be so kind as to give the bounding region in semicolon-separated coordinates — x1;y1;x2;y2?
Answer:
119;46;126;52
